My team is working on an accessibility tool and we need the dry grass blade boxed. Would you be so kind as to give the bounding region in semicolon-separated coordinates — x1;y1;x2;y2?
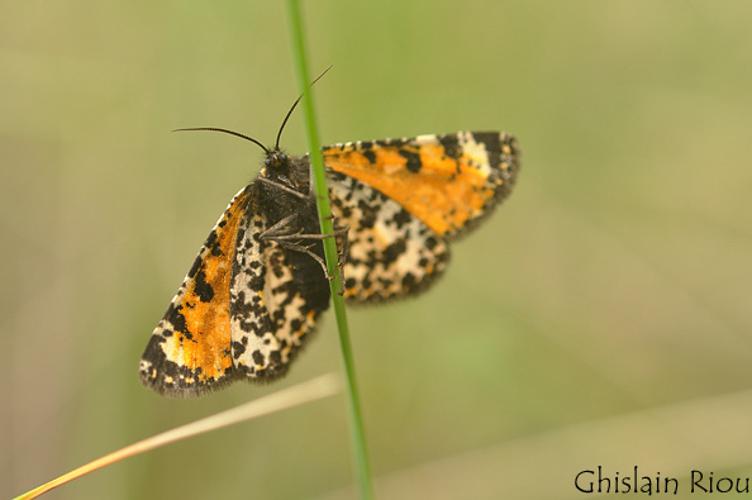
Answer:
14;374;341;500
318;387;752;500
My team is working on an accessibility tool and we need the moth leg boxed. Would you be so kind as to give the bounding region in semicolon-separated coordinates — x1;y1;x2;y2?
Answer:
270;239;332;280
335;224;350;265
314;225;350;280
267;224;349;243
259;214;297;239
257;177;308;200
333;226;350;294
305;225;349;294
266;225;350;289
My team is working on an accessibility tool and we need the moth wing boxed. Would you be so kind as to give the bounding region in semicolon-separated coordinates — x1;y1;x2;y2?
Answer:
139;187;251;396
327;170;450;302
322;131;520;238
230;208;330;379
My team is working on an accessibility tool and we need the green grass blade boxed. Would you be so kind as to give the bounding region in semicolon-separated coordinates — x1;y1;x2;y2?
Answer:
285;1;374;499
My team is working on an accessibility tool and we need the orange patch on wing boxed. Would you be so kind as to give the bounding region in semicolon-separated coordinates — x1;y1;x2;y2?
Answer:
323;144;494;235
163;190;250;383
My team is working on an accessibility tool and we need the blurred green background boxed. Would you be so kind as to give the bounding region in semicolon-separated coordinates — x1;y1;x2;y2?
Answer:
4;1;752;499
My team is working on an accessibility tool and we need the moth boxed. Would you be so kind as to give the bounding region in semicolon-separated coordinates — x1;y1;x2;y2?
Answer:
139;93;520;396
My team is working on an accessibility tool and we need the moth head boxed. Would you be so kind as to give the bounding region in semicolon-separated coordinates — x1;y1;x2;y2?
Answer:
264;150;289;171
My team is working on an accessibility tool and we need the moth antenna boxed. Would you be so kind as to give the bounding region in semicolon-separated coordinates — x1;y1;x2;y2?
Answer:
274;65;333;150
173;127;270;154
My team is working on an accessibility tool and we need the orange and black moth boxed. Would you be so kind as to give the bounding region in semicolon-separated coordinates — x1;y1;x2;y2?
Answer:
139;128;520;396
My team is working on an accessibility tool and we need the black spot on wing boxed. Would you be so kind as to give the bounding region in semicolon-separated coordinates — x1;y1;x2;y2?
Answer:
194;270;215;302
232;341;246;358
204;229;220;255
188;255;202;279
401;272;416;290
471;131;501;171
398;149;422;173
362;148;376;163
142;334;166;364
439;134;462;159
269;350;282;366
392;209;412;229
382;239;407;265
165;303;187;333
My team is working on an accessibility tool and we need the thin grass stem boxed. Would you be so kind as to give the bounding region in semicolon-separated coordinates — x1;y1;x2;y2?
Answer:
285;2;374;499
